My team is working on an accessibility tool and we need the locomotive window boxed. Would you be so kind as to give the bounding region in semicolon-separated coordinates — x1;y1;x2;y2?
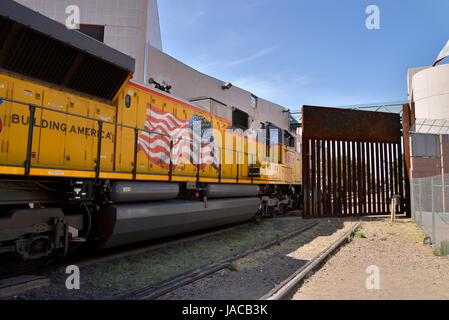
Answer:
251;95;257;108
284;131;296;148
232;108;249;130
125;95;131;108
267;126;282;145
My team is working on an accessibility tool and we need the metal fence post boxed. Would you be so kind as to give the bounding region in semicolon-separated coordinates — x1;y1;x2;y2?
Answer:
419;182;422;227
432;178;436;243
410;181;415;220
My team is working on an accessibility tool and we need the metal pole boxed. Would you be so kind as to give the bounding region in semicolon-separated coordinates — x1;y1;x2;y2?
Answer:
419;182;422;227
432;178;436;243
410;181;415;220
95;120;103;179
236;151;239;183
219;147;223;183
196;138;201;183
249;153;252;185
168;139;174;182
24;105;36;176
132;128;139;180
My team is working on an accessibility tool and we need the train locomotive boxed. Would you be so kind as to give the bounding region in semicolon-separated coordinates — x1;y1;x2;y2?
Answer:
0;1;302;273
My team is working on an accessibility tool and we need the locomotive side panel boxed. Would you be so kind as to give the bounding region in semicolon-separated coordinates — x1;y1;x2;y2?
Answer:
116;89;139;172
64;96;94;170
4;78;43;167
129;84;226;182
0;72;302;185
0;73;119;174
0;75;10;164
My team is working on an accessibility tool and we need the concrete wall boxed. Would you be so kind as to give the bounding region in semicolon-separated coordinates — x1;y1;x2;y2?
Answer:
407;66;430;100
146;45;290;131
146;0;162;51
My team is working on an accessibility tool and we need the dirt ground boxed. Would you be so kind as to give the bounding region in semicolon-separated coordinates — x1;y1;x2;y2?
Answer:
293;218;449;300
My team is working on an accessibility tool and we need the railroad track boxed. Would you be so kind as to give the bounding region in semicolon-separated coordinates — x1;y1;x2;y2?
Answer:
261;222;361;300
122;220;359;301
1;214;316;300
120;220;319;300
0;221;250;298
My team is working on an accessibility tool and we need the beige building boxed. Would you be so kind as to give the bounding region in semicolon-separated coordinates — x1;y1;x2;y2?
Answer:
408;64;449;119
14;0;292;138
407;63;449;244
407;64;449;179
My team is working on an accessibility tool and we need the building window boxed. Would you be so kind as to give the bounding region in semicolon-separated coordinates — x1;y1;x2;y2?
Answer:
79;24;105;42
251;95;257;109
411;134;440;157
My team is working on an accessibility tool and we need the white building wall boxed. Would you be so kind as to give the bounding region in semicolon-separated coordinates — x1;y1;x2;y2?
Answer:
146;0;162;51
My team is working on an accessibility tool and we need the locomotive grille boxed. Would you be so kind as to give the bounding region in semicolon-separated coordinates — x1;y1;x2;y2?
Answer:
232;108;249;130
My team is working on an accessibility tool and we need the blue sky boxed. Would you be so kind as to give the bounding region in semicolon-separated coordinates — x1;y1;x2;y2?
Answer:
158;0;449;112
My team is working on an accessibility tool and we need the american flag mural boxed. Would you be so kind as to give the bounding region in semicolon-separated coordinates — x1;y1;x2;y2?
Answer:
137;104;219;170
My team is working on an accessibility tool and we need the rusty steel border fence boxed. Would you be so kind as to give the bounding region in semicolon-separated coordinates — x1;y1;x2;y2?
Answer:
302;106;406;218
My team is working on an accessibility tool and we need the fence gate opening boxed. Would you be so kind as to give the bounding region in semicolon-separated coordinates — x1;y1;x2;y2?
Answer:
302;105;405;218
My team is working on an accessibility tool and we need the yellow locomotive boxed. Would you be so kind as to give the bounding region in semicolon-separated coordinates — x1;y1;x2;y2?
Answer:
0;1;301;272
0;75;301;185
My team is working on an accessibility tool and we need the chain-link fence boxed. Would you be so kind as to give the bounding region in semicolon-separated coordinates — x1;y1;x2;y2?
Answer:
411;173;449;246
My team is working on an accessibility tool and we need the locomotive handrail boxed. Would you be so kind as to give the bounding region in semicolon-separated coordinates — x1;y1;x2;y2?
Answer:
0;96;259;182
0;97;259;156
0;97;172;138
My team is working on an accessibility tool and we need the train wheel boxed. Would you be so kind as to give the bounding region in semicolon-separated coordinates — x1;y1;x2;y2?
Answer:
280;204;288;215
0;253;50;274
252;214;262;224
